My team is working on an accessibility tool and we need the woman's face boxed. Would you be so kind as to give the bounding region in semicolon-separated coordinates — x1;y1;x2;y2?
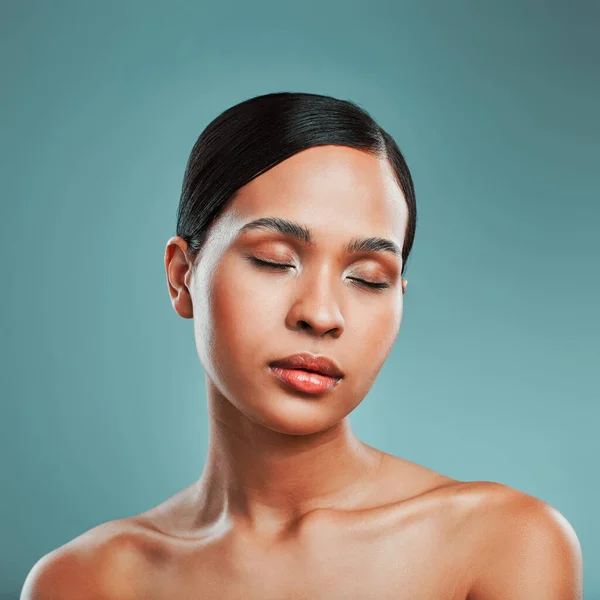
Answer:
178;145;408;435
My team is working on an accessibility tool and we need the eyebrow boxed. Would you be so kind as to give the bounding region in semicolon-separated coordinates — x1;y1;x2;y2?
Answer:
238;216;402;258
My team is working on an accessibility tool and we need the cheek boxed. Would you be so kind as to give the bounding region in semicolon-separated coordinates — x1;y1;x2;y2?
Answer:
209;264;283;364
351;297;403;366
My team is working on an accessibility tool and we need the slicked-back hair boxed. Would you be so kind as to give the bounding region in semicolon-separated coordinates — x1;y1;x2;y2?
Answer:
176;92;416;275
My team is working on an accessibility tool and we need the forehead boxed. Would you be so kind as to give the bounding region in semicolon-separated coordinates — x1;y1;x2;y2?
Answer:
225;145;408;245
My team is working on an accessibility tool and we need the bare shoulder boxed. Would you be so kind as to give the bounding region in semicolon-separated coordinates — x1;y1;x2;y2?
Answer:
20;518;153;600
460;481;584;599
376;468;583;599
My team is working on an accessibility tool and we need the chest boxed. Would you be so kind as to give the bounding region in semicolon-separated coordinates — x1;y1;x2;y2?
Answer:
144;521;472;600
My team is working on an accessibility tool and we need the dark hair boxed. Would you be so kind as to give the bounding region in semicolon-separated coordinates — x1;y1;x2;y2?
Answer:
176;92;416;275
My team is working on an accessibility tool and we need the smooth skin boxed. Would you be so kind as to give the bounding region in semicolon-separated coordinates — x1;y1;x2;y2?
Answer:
22;146;583;599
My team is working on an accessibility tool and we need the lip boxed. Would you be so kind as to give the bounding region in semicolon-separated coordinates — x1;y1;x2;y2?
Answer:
269;366;342;395
268;352;345;396
268;352;345;379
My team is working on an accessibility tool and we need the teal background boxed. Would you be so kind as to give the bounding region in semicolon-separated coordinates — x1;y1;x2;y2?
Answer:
1;1;598;597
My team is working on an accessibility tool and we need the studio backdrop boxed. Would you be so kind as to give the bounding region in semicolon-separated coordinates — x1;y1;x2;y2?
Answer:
1;1;598;598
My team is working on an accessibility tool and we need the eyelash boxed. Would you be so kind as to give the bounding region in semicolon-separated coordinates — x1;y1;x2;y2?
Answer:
247;257;390;290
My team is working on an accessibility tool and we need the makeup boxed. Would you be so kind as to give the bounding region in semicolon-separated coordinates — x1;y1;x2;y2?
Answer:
269;366;342;395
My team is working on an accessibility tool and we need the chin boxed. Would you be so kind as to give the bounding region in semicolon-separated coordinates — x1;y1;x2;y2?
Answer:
243;396;340;436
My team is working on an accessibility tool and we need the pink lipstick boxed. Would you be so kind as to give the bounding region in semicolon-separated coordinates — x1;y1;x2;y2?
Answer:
268;352;344;395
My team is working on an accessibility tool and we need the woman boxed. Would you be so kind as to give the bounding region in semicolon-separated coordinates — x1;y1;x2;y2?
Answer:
22;92;582;599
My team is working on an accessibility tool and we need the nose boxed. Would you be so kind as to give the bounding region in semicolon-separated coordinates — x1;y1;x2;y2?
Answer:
285;266;345;338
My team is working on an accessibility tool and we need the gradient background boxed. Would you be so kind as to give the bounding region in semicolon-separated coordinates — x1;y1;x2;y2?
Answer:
2;1;598;597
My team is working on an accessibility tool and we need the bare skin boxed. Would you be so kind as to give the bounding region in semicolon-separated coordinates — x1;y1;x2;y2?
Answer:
21;146;582;599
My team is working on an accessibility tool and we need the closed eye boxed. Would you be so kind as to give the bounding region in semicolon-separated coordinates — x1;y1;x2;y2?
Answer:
247;257;390;290
248;257;294;270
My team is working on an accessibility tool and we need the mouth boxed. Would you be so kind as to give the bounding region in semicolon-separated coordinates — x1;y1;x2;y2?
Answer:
268;353;344;396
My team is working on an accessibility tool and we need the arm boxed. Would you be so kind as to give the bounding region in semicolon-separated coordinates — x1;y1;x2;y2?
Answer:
468;494;583;599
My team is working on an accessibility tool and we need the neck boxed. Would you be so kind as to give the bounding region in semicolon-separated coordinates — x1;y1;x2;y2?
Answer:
193;383;384;540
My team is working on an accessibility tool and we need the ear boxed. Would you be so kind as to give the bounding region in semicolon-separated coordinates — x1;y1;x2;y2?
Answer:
165;236;194;319
401;278;408;295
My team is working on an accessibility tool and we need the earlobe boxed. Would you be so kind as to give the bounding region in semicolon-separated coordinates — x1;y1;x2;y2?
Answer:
173;290;194;319
401;278;408;295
